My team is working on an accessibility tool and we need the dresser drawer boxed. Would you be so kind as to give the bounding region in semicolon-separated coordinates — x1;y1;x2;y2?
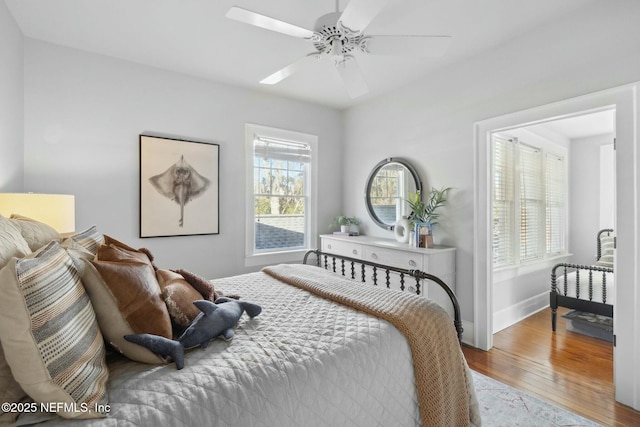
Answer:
321;238;362;259
363;246;423;270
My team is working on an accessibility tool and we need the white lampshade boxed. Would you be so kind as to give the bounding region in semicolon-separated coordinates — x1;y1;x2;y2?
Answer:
0;193;76;234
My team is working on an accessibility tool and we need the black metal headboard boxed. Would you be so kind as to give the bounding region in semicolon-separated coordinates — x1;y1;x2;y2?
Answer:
303;249;463;342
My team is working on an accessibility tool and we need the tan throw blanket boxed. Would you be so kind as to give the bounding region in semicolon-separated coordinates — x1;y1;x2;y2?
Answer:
263;264;478;427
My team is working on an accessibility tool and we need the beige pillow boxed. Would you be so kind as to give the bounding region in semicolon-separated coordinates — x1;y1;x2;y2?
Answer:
0;345;29;424
0;216;38;423
9;214;60;251
0;215;31;269
0;241;109;419
157;269;204;331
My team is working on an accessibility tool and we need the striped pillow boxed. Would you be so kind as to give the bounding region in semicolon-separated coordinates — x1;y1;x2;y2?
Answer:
68;225;104;255
596;236;615;268
0;241;109;419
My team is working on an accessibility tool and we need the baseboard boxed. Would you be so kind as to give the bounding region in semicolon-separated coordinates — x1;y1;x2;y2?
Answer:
493;292;549;333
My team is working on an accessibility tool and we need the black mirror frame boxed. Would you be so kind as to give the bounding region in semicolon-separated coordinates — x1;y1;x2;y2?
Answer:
364;157;423;231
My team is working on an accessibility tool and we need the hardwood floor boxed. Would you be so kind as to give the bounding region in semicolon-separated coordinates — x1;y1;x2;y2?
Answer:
462;307;640;427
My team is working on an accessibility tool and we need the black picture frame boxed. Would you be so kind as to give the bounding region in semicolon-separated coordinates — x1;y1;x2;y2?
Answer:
139;134;219;238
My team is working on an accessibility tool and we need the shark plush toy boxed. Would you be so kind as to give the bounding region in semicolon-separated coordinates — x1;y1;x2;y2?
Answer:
125;297;262;369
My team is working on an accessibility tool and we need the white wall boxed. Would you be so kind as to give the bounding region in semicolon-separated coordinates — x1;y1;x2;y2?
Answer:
342;0;640;323
0;1;24;190
22;40;343;279
570;134;615;265
599;144;615;230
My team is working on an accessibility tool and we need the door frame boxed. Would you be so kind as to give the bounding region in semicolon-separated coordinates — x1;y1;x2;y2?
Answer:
473;83;639;409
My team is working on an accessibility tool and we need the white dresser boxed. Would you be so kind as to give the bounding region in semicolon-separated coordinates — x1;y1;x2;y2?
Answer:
319;234;456;310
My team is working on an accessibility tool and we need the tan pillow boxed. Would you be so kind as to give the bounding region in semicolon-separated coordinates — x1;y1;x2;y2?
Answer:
103;234;138;252
85;243;172;364
9;214;60;251
99;234;159;271
80;261;167;364
0;241;109;419
157;269;204;331
90;259;170;336
97;241;153;266
0;215;31;269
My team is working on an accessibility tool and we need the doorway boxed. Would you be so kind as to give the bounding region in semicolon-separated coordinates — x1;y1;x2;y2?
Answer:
472;83;639;409
490;110;615;335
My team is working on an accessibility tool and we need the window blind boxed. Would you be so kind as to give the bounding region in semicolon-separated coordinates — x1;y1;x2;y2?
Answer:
492;135;515;267
253;136;311;163
492;133;566;269
545;153;565;255
519;143;543;262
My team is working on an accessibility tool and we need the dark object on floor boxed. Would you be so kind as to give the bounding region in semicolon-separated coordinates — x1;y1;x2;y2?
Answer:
562;309;613;342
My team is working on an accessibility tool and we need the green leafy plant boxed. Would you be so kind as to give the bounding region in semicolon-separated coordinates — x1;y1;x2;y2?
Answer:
406;187;451;225
331;215;360;228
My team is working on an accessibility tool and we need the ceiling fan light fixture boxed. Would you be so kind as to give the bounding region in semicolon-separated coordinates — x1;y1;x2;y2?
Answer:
330;39;343;56
227;0;451;98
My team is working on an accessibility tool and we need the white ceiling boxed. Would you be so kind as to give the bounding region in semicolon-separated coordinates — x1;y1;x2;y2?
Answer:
526;110;615;140
6;0;597;109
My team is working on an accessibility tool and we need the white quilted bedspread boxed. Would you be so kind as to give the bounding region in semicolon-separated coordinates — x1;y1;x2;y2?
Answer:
24;270;424;427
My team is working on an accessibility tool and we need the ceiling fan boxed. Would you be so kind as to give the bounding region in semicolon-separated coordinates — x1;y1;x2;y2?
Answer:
226;0;451;98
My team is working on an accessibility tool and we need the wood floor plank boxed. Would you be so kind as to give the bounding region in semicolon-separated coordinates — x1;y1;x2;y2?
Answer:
462;307;640;427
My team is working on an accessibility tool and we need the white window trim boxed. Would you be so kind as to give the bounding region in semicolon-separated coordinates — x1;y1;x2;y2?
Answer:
244;123;318;267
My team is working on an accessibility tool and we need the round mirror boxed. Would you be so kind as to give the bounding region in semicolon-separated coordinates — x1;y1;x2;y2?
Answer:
365;158;422;230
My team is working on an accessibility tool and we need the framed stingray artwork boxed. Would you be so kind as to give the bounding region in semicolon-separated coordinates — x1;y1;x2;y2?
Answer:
139;134;219;238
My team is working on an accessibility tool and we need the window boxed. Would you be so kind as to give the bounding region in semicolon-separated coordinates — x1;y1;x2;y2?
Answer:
245;124;317;264
492;134;566;268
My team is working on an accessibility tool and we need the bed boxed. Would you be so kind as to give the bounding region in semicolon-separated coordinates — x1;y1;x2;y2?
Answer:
550;229;615;332
0;216;480;427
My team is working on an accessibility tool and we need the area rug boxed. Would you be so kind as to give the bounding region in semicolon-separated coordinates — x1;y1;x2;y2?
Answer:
472;371;602;426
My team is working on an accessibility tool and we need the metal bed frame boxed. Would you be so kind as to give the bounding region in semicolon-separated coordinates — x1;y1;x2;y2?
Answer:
550;229;614;331
303;249;463;342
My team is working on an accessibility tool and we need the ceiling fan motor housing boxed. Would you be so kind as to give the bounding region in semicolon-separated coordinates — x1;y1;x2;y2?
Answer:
311;11;368;56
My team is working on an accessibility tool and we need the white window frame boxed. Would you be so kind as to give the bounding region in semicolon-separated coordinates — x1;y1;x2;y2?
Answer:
491;131;568;271
244;123;318;267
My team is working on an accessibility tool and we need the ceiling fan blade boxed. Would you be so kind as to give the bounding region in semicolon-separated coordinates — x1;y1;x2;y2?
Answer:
339;0;389;32
365;35;452;56
260;54;320;85
226;7;314;39
335;57;368;98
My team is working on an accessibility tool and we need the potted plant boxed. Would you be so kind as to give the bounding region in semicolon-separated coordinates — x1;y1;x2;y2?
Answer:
405;187;451;247
331;215;360;234
347;216;360;234
406;187;451;225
